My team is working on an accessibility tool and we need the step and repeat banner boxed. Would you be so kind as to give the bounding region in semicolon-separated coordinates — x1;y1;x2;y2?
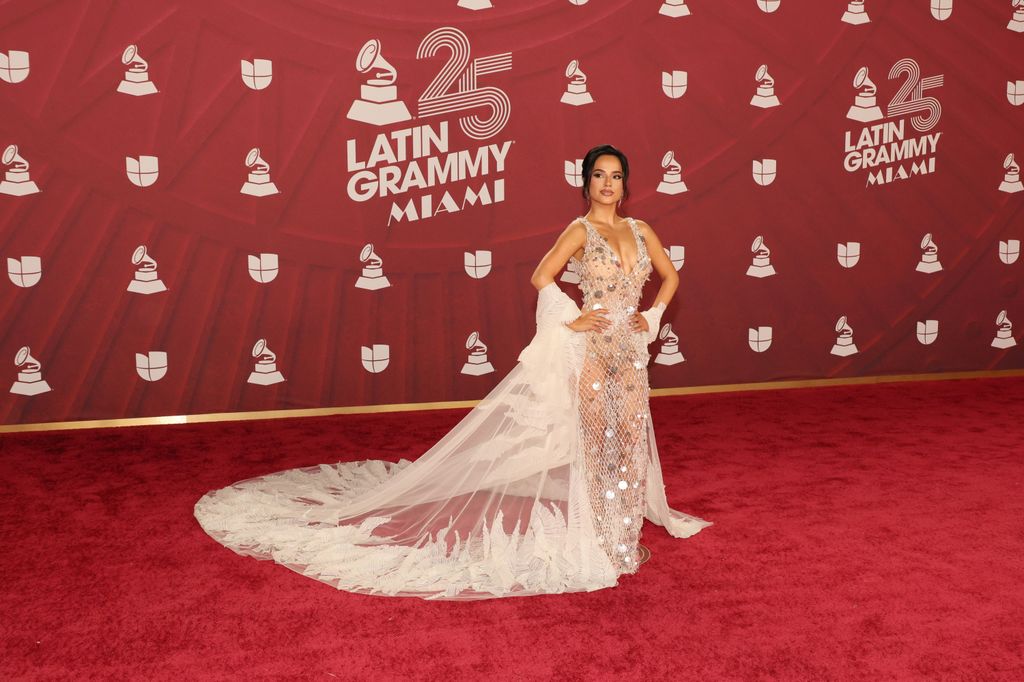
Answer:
0;0;1021;425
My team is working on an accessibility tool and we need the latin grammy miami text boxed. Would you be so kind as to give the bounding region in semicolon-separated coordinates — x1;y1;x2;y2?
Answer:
343;26;514;226
842;58;944;187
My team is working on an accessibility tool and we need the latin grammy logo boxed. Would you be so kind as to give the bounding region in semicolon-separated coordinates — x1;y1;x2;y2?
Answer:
240;147;280;197
838;242;861;268
841;0;870;25
917;319;939;345
830;316;858;356
999;239;1020;265
248;338;285;385
355;243;391;290
656;151;687;194
659;0;691;18
347;38;412;126
1;144;40;195
457;0;493;9
662;71;687;99
757;0;781;13
847;67;883;122
564;159;584;187
916;233;942;273
117;44;158;96
7;256;41;287
748;326;773;353
750;64;780;108
560;59;594;106
663;245;685;271
1008;81;1024;106
0;50;29;83
127;245;168;294
992;310;1017;349
930;0;953;21
461;331;494;375
247;253;279;283
746;235;776;278
135;351;168;382
464;250;492;279
654;324;685;366
1010;0;1024;32
560;259;581;285
10;346;51;395
361;344;390;373
753;159;777;186
999;153;1023;193
241;59;272;90
126;155;159;187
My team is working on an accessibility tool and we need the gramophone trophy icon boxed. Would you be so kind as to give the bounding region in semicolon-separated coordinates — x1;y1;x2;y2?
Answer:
654;324;685;366
842;0;870;24
355;243;391;290
117;44;158;96
10;346;51;396
240;147;280;197
248;338;285;385
461;331;494;375
999;153;1023;193
830;316;858;357
457;0;493;9
659;0;691;18
127;245;168;294
915;233;942;274
1011;0;1024;32
346;39;412;126
0;144;40;196
750;64;780;108
560;258;581;285
992;310;1017;348
746;235;776;278
656;151;687;194
560;59;594;106
847;67;883;122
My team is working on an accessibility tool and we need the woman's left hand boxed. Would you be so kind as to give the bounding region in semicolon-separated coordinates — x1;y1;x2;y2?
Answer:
629;312;650;334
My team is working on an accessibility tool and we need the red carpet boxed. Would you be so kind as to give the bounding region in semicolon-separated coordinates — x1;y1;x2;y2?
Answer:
2;377;1023;680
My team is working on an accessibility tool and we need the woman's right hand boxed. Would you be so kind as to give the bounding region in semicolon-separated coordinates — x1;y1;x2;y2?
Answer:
566;307;611;333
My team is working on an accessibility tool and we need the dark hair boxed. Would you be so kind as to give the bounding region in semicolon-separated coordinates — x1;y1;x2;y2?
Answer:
580;144;630;205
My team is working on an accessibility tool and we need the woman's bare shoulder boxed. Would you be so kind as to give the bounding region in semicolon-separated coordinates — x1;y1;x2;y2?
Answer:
561;218;586;239
631;217;655;235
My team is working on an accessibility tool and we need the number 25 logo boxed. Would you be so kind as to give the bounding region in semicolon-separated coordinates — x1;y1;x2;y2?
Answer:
416;27;512;140
887;58;943;133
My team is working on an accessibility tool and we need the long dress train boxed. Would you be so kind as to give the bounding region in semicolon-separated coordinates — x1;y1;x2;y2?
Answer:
193;216;711;600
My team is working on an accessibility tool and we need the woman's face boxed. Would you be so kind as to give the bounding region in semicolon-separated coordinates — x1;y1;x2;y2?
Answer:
587;155;624;207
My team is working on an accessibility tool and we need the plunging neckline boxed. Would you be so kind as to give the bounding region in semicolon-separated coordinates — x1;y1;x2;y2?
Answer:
580;216;642;277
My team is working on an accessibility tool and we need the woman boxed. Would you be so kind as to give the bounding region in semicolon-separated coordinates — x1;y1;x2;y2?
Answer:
194;144;711;600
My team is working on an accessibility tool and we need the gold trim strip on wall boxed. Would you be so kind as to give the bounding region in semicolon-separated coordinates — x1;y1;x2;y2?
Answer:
2;368;1022;435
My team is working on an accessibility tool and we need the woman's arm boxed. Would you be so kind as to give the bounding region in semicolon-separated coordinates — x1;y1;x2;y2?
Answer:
529;221;587;290
629;220;678;339
637;220;679;308
529;220;609;333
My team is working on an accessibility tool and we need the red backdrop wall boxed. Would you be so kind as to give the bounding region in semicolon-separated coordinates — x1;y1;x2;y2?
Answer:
0;0;1021;425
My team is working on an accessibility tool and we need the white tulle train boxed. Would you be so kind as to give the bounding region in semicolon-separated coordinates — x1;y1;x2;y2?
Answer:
194;284;711;600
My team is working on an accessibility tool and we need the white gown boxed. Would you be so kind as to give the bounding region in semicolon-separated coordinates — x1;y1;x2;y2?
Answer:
194;216;711;600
